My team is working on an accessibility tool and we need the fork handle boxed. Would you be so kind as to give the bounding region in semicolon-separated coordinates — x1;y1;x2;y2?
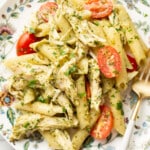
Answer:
122;119;135;150
122;97;142;150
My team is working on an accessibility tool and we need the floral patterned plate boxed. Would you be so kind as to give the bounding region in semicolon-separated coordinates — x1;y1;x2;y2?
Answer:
0;0;150;150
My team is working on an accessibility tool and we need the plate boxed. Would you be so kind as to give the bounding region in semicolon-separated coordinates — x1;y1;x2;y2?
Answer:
0;0;150;150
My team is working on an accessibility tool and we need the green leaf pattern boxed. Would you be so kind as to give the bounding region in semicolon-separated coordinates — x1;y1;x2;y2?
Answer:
0;124;3;130
0;0;49;63
7;107;16;126
24;141;30;150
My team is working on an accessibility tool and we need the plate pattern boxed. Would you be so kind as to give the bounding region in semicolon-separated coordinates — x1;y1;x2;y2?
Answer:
0;0;150;150
0;0;47;62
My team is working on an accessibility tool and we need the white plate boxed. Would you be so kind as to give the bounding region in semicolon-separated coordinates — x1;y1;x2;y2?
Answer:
0;0;150;150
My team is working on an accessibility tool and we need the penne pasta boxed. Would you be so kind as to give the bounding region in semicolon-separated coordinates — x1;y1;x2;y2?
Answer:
14;101;64;116
50;129;74;150
76;75;90;129
115;5;146;65
4;53;50;69
72;129;89;150
40;131;62;149
101;21;128;89
108;88;125;135
38;116;78;131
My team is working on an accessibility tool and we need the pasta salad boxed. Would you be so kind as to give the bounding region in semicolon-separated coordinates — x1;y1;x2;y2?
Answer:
1;0;149;149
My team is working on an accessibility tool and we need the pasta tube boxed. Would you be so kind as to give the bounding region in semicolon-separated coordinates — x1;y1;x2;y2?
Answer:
72;129;89;150
38;117;78;131
40;131;62;149
101;20;128;89
116;5;146;65
50;129;74;150
76;75;90;129
108;88;125;135
14;101;64;116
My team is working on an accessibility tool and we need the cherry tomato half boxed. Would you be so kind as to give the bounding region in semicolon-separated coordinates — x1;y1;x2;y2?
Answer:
37;2;58;22
127;54;138;72
90;105;113;140
97;46;122;78
16;32;37;56
84;0;113;19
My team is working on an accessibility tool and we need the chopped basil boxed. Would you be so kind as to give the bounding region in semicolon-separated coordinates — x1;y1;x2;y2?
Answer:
59;49;66;55
116;102;124;115
93;21;99;26
78;92;86;98
116;102;122;110
69;53;75;59
62;107;67;113
64;65;77;76
27;80;37;88
37;96;46;103
23;122;30;128
29;27;35;33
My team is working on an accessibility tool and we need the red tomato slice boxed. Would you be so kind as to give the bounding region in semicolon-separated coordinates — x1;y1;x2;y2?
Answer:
127;54;138;72
97;46;122;78
37;2;58;22
90;105;113;140
16;32;37;56
84;0;113;19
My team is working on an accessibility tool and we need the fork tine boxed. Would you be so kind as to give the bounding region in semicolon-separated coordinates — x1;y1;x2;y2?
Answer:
145;66;150;82
139;68;146;80
139;58;150;81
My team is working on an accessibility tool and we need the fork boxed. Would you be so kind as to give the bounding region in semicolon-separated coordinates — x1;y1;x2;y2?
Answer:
122;55;150;150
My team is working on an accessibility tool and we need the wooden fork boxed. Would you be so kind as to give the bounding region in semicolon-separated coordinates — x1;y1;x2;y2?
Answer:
122;56;150;150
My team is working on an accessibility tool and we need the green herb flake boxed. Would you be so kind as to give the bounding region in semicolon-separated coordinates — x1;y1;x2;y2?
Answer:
78;92;86;98
30;68;35;73
93;21;99;26
69;53;75;59
27;80;37;88
23;122;30;128
116;102;122;110
53;51;57;56
64;65;77;76
29;27;35;33
37;96;46;103
62;107;67;113
134;35;139;39
116;102;124;115
59;49;66;55
128;39;133;44
94;40;99;45
111;94;115;98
